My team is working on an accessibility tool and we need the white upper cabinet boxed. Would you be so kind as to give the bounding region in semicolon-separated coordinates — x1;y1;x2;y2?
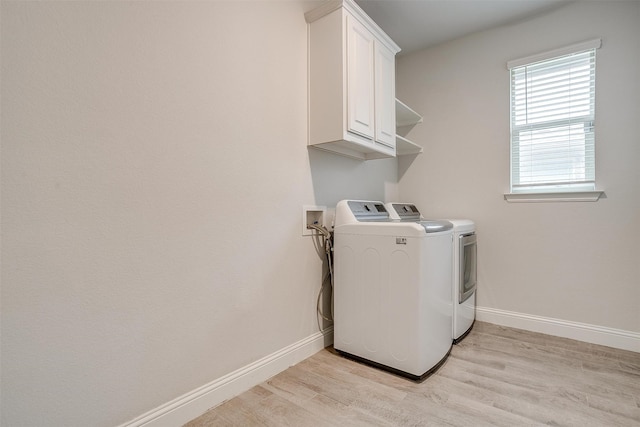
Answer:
375;42;397;148
305;0;400;160
346;15;375;141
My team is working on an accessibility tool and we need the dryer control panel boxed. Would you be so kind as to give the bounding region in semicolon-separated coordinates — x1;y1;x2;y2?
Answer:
388;203;421;221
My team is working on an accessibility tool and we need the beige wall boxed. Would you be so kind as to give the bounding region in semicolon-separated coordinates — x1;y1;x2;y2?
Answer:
396;1;640;332
0;1;398;425
3;1;639;425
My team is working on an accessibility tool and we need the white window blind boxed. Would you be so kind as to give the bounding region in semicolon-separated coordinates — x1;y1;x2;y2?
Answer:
509;40;600;193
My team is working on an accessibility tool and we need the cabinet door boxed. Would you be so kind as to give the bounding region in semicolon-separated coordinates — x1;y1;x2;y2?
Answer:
346;15;375;141
374;41;396;148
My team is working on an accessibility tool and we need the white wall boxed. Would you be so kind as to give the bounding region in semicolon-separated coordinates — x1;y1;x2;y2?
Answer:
0;1;398;425
396;1;640;333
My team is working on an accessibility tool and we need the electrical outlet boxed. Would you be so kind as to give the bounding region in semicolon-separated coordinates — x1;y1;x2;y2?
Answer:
302;205;326;236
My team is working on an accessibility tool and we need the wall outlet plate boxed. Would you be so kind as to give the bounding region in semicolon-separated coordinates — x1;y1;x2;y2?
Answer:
302;205;326;236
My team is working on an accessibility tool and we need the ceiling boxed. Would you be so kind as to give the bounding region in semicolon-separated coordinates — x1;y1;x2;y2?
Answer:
354;0;571;55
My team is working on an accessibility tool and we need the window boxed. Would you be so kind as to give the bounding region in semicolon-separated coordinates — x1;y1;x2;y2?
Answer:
507;39;602;201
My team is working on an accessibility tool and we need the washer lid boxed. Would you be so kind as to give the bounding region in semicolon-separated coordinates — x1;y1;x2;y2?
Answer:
419;220;453;233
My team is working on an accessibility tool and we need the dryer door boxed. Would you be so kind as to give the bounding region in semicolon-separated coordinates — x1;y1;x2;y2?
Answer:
459;233;477;303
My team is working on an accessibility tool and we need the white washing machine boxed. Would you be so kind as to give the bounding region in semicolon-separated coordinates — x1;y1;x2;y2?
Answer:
333;200;453;380
386;203;477;344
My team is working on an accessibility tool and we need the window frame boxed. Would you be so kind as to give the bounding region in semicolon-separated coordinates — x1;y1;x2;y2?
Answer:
504;39;604;203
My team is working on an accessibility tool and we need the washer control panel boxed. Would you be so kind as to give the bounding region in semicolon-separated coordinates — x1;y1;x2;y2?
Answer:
347;201;390;222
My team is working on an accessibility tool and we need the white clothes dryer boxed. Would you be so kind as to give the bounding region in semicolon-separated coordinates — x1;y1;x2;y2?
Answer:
385;203;477;344
333;200;453;380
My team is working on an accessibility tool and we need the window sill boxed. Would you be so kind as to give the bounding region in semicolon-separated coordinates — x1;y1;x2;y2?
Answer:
504;190;605;203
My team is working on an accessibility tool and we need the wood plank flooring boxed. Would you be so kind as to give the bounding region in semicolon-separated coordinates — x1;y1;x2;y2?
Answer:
184;322;640;426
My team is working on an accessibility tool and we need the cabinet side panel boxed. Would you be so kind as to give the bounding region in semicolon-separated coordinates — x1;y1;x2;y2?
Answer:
308;11;344;146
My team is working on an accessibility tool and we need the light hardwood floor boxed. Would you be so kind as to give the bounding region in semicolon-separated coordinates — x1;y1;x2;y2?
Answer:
184;322;640;426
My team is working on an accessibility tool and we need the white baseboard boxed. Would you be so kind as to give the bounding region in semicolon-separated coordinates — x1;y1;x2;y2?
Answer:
119;327;334;427
476;306;640;353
